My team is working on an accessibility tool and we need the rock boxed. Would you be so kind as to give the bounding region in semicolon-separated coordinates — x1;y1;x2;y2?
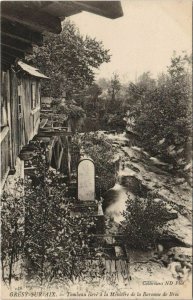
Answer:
174;177;186;185
158;138;166;145
153;182;162;188
131;146;143;152
120;142;127;147
125;163;140;173
169;262;183;278
184;163;191;171
165;215;192;247
103;132;192;261
180;182;190;191
130;157;139;163
144;164;170;176
124;141;131;147
120;175;149;197
168;261;192;281
149;157;169;166
144;177;151;182
167;247;192;262
157;244;164;253
160;254;170;266
113;141;120;146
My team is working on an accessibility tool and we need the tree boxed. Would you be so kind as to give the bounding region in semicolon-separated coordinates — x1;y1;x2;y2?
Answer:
74;83;102;113
26;21;110;99
86;83;102;110
125;53;192;173
97;78;110;90
126;72;156;110
108;73;121;102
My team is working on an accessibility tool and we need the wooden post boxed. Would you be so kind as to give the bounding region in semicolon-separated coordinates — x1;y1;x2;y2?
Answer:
5;70;14;170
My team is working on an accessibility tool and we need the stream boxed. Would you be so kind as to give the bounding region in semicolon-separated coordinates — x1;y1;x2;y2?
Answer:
99;131;192;284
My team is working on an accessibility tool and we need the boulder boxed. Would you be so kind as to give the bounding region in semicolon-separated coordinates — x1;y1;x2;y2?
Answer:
166;215;192;247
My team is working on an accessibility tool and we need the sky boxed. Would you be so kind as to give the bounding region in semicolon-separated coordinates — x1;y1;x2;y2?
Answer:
69;0;192;83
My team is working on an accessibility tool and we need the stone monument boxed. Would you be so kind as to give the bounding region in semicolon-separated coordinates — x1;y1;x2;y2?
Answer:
78;157;95;201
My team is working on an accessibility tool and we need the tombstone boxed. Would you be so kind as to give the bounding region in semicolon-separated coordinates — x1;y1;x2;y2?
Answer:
78;157;95;201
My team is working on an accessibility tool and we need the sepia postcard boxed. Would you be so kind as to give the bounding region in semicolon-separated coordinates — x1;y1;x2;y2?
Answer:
0;0;192;299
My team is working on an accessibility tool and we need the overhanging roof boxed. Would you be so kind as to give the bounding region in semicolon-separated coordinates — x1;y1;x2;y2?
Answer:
17;61;49;79
43;1;123;20
1;1;123;69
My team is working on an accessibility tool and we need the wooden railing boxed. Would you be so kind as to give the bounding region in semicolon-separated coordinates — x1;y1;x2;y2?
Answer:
0;126;10;188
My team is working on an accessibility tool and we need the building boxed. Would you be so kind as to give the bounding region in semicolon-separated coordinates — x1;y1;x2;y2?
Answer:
1;61;49;192
1;1;123;69
1;1;123;192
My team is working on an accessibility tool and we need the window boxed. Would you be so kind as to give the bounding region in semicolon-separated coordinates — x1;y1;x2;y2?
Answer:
31;83;36;109
18;84;22;118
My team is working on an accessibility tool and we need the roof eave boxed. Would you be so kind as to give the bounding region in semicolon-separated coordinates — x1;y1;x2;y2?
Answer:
17;61;50;80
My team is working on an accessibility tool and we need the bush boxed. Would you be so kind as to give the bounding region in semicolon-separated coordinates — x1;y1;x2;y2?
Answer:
1;141;103;286
122;195;170;250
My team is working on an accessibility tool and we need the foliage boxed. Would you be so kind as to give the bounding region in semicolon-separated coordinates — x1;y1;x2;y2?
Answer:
1;181;25;284
122;196;170;250
102;113;126;131
74;132;119;196
50;98;61;107
24;176;97;284
125;53;192;172
51;100;85;119
106;74;129;112
75;74;127;131
89;53;191;163
1;141;104;285
74;83;102;116
26;21;110;99
107;73;121;103
24;143;102;284
50;99;86;132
